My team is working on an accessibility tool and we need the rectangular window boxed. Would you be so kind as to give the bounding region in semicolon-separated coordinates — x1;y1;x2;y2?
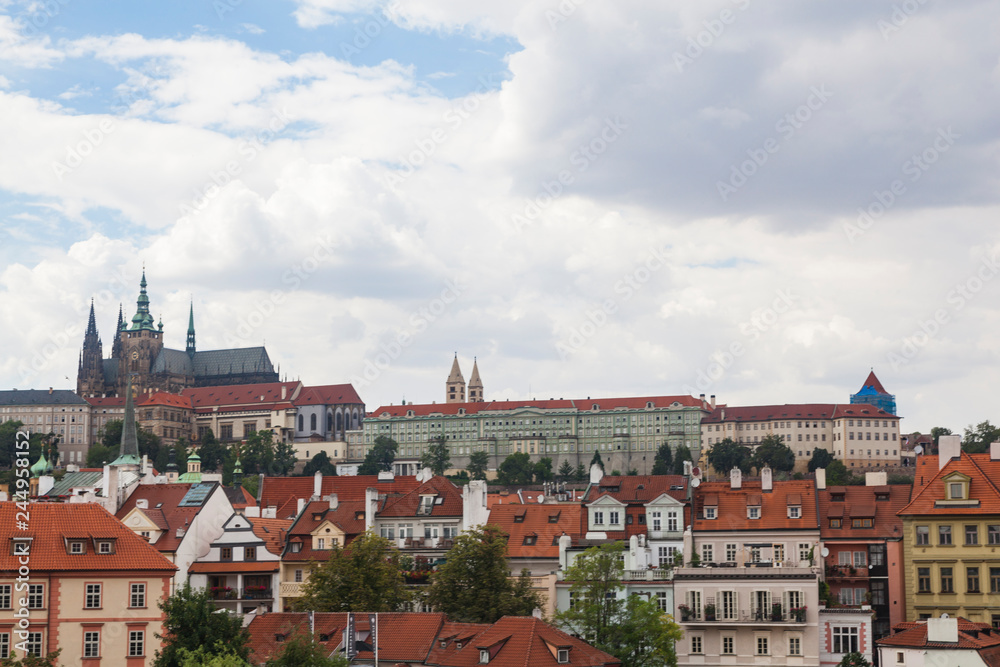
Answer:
989;525;1000;545
833;627;859;654
702;544;714;563
788;506;801;519
799;543;811;563
667;511;679;532
756;635;769;656
658;546;672;567
748;506;760;520
726;543;737;562
918;568;931;593
85;583;101;608
129;630;145;657
939;525;952;545
705;507;717;520
991;567;1000;593
968;567;980;593
722;636;734;655
609;511;620;525
294;569;303;583
0;633;7;660
593;511;604;525
916;525;929;545
651;511;661;531
656;591;668;612
691;636;703;654
0;584;10;610
221;547;232;560
24;632;42;657
941;567;954;593
854;551;866;568
773;544;785;564
788;636;801;656
84;630;100;658
966;525;979;545
245;547;256;561
839;551;851;566
27;584;44;609
720;591;737;620
131;583;146;608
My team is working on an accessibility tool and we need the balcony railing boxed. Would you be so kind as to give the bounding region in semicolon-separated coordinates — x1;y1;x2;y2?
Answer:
679;610;807;624
210;588;273;601
623;569;673;581
279;582;305;598
242;588;272;600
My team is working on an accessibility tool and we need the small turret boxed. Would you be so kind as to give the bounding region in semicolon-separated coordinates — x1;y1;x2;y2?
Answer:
468;357;484;402
186;301;196;356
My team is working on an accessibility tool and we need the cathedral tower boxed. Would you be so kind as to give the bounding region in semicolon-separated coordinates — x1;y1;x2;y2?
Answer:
446;354;466;403
116;270;164;395
77;300;106;397
468;357;484;402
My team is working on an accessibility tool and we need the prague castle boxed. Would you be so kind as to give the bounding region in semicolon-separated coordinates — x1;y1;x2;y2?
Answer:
76;272;279;397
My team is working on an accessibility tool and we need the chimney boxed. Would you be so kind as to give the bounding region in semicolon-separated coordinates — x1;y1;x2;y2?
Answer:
927;617;959;643
365;488;379;532
815;468;827;491
281;386;287;400
297;498;306;517
263;506;276;519
938;435;962;470
589;463;604;485
710;395;716;409
136;499;149;510
327;493;338;510
48;387;53;394
699;393;706;406
313;470;322;498
730;467;742;489
761;465;773;492
991;442;1000;461
721;408;726;420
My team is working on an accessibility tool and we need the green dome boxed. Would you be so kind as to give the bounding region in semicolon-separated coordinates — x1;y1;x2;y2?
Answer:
30;453;49;478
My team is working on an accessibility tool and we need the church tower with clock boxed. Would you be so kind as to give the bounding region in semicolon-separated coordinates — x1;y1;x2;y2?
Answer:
117;270;165;395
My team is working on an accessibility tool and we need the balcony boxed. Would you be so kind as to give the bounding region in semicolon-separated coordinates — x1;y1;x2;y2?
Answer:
679;609;808;625
623;569;673;581
279;582;305;598
242;588;273;600
673;564;819;580
210;587;273;601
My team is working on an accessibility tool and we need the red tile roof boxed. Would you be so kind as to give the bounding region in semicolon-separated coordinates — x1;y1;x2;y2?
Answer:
859;371;888;395
693;479;818;531
898;452;1000;516
138;392;193;408
116;483;223;553
370;395;706;418
487;504;583;559
250;517;293;555
702;403;898;423
259;475;421;519
189;562;279;574
877;618;1000;650
85;396;126;407
0;502;176;573
584;475;688;504
294;384;363;406
818;484;909;539
378;476;463;518
182;381;301;413
282;500;367;562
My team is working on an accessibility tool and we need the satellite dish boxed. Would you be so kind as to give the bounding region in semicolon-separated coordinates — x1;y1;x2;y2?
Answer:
536;495;545;503
821;547;830;557
691;478;701;488
692;466;702;478
941;613;950;619
915;445;924;455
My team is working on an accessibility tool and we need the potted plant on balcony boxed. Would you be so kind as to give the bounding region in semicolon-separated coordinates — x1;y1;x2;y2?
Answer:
791;606;807;622
704;604;717;621
678;604;691;622
689;553;701;568
771;603;783;622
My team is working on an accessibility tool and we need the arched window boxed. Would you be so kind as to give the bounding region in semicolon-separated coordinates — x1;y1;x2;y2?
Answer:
336;412;343;435
298;414;304;431
310;414;317;432
327;412;333;433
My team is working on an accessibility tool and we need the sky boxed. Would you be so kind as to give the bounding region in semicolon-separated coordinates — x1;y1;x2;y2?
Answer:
1;0;999;435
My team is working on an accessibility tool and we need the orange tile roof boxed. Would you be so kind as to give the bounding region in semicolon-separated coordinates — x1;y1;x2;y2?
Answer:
898;452;1000;516
0;502;176;573
584;475;688;504
282;500;367;562
85;396;126;407
370;395;706;418
250;517;293;555
859;371;888;395
818;484;909;539
183;381;301;412
378;476;463;518
294;384;363;406
702;403;898;423
189;562;279;574
877;618;1000;650
693;479;818;531
259;475;421;518
116;483;223;553
138;391;193;408
488;504;583;559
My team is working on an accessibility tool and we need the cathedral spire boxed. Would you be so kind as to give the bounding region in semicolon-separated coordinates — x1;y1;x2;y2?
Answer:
446;354;466;403
468;357;484;402
186;301;196;356
130;269;155;331
111;303;124;359
111;374;141;466
86;299;98;336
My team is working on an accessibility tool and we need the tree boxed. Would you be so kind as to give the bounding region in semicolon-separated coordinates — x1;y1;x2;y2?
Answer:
295;531;410;612
99;418;160;465
751;435;795;473
242;430;296;477
707;438;752;476
837;652;872;667
574;463;587;482
825;460;850;486
0;649;63;667
808;447;834;472
672;444;693;475
264;635;350;667
467;451;489;480
651;442;673;475
177;645;252;667
198;429;227;472
534;457;554;483
425;524;543;623
420;437;451;476
358;436;397;475
590;451;604;470
555;542;682;667
496;452;535;485
557;459;574;482
86;442;117;468
930;426;952;448
303;451;338;477
963;421;1000;454
154;584;251;667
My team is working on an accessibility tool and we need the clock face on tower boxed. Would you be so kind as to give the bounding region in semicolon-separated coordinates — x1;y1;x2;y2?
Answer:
131;350;139;360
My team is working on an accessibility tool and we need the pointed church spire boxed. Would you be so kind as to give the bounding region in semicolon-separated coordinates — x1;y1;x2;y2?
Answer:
86;299;98;336
446;354;466;404
130;269;155;331
111;374;141;466
186;301;196;356
468;357;484;402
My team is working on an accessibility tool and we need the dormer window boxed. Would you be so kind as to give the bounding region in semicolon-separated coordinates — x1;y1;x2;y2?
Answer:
96;540;114;554
748;506;760;520
480;649;490;663
290;542;302;553
548;512;561;523
11;538;31;555
514;512;526;523
949;481;966;500
788;506;801;519
705;507;717;519
69;540;85;554
558;648;570;663
523;535;537;546
747;494;761;520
